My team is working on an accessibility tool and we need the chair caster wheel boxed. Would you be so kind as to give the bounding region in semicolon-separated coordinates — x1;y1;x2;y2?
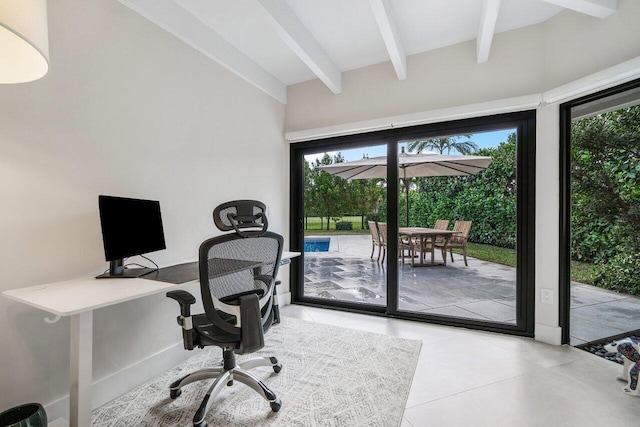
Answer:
270;399;282;412
273;363;283;373
170;389;182;399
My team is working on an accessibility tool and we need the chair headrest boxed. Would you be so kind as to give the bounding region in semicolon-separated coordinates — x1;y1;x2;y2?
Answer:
213;200;268;237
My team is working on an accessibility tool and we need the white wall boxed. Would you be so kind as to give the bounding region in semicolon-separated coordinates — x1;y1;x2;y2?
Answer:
285;0;640;344
0;0;288;415
285;23;546;132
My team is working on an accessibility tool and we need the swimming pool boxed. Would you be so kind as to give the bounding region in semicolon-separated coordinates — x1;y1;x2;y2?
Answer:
304;236;330;252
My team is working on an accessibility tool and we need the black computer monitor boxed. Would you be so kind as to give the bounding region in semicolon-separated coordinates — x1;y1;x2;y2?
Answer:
96;195;166;278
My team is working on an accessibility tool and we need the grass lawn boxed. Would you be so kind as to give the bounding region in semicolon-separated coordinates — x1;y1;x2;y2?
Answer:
456;242;516;267
304;216;368;231
453;242;595;285
570;260;596;285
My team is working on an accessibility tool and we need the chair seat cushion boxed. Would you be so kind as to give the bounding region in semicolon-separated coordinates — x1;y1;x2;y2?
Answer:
192;292;275;349
193;314;240;346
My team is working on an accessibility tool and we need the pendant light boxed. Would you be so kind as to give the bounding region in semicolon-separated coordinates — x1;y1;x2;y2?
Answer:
0;0;49;84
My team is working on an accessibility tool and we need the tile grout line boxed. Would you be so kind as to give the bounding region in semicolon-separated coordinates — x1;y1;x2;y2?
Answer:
404;373;526;410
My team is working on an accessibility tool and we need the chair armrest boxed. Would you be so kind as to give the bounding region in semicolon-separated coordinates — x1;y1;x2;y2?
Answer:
167;290;196;317
167;290;197;350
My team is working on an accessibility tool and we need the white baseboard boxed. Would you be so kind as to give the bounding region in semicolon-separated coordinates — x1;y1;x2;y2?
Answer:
535;323;563;345
278;292;291;306
46;294;292;421
45;342;194;421
48;418;68;427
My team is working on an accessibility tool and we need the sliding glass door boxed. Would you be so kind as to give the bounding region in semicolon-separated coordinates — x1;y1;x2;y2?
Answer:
560;79;640;345
395;129;520;325
291;141;388;312
291;112;535;336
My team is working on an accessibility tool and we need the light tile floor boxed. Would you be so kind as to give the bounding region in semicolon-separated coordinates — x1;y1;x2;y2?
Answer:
281;304;640;427
303;235;640;345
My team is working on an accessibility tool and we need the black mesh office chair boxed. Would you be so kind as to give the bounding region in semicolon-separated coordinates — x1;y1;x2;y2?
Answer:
166;200;284;427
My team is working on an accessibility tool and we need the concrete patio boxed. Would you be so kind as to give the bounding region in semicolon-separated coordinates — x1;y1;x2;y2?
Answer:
303;234;640;345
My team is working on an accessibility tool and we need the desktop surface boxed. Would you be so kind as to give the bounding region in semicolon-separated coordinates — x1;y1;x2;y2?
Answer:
2;253;300;317
1;274;196;317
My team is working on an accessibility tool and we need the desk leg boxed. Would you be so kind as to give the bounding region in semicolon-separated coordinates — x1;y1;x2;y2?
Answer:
70;311;93;427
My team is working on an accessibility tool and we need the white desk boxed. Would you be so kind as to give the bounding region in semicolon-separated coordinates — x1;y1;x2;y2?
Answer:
1;252;300;427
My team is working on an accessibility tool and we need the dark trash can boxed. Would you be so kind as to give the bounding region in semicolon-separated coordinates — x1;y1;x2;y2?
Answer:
0;403;47;427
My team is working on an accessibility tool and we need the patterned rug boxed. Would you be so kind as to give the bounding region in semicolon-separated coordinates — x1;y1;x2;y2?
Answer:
92;316;422;426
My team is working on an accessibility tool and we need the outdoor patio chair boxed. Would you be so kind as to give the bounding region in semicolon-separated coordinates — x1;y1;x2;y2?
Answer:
399;233;416;266
436;220;472;266
434;219;449;230
432;219;450;252
368;221;383;260
377;222;388;264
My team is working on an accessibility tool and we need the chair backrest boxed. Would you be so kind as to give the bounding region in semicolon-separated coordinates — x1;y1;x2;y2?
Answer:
377;222;388;246
434;219;449;230
200;200;283;353
451;220;472;242
213;200;268;237
368;221;381;244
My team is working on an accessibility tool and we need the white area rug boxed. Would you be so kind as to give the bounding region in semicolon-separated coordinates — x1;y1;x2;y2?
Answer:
92;317;421;426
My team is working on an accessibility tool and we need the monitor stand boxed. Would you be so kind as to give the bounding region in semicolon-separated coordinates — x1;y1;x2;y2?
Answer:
96;259;157;279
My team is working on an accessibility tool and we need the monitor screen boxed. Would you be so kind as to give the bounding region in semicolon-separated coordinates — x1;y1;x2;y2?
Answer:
98;195;166;262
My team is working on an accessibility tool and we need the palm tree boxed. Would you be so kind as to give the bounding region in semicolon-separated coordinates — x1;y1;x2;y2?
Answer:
407;135;478;155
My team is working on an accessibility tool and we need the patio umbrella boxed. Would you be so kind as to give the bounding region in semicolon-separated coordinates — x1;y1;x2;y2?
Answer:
318;149;492;226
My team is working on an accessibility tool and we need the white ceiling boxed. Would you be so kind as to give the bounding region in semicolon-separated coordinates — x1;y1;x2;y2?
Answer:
120;0;618;103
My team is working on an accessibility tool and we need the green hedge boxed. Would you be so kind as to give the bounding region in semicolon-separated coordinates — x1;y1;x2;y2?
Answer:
335;221;353;230
571;106;640;295
379;135;517;248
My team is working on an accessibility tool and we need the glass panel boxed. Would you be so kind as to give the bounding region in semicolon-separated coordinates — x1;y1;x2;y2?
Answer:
302;144;387;306
569;100;640;346
396;130;518;324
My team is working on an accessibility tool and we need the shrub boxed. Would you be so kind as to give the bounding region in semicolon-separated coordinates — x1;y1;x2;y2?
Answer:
595;249;640;296
364;213;381;227
335;221;353;231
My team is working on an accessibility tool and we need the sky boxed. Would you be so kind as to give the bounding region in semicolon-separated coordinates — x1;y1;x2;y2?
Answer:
305;128;515;163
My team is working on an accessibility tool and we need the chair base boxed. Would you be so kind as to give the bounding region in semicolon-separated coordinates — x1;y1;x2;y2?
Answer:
169;348;282;426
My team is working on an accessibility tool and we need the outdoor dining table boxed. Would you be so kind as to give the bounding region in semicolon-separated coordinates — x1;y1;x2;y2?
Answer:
398;227;461;267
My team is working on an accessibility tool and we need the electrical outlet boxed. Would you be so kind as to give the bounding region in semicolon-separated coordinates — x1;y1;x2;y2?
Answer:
541;289;553;304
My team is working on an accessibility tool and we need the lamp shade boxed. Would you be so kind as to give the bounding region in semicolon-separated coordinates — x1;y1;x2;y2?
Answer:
0;0;49;84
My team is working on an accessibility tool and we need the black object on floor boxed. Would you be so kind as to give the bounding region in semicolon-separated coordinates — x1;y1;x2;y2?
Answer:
575;329;640;364
0;402;47;427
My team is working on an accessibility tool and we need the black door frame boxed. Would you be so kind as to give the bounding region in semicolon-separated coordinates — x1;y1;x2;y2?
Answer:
559;78;640;344
291;111;536;336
